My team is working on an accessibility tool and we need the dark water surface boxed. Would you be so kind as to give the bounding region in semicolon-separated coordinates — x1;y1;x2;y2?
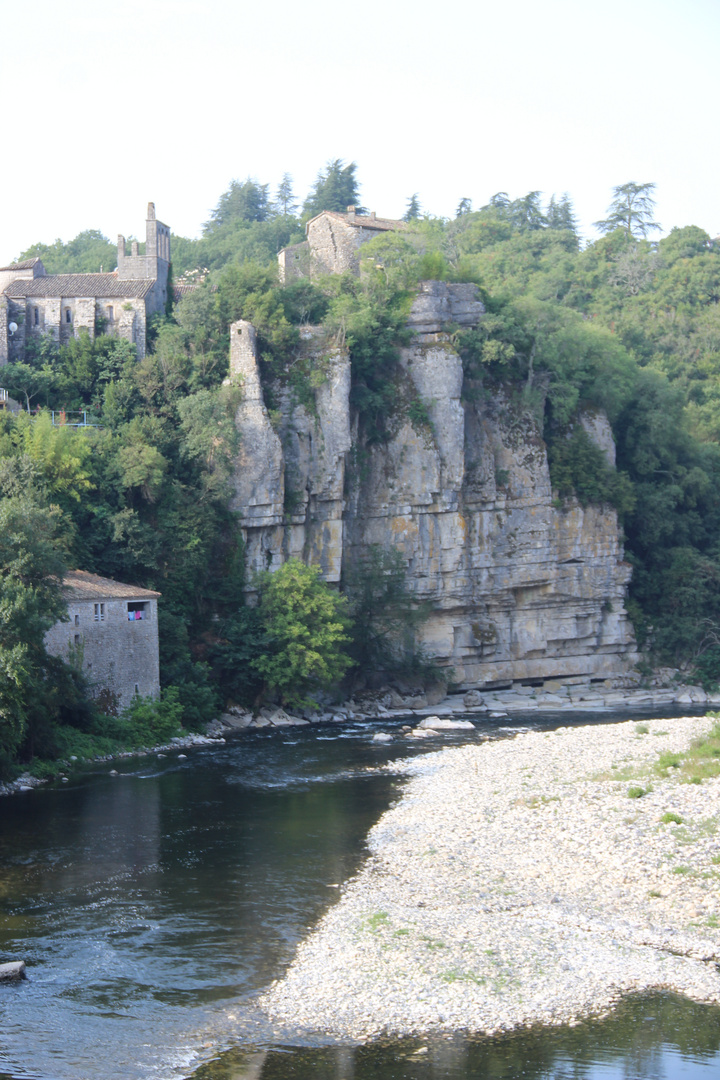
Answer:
1;709;719;1080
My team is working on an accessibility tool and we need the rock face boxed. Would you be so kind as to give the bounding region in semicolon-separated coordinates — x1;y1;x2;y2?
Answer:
230;284;637;688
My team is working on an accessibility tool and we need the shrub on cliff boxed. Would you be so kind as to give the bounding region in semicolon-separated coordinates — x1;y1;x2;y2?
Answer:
251;560;352;709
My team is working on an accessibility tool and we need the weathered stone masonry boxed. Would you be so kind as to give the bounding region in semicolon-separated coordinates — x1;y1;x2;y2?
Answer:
0;203;169;363
44;571;161;705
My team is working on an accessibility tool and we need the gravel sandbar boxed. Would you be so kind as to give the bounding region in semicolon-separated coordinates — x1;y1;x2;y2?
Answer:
261;716;720;1039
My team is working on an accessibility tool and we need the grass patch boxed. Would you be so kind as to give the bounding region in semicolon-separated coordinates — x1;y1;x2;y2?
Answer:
635;723;650;735
654;720;720;785
672;865;692;875
366;911;390;931
422;936;447;950
661;811;684;824
442;969;486;985
628;785;650;799
648;889;662;898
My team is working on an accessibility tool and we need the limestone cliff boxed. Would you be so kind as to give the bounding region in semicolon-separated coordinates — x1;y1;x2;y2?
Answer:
228;283;637;689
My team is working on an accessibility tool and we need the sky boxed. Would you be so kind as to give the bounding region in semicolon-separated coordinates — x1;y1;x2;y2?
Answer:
0;0;718;263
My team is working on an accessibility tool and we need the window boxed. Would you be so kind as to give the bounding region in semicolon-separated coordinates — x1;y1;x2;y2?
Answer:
65;308;72;323
74;634;80;645
134;683;139;695
34;308;39;326
74;614;80;626
106;305;114;322
127;601;148;621
94;603;105;622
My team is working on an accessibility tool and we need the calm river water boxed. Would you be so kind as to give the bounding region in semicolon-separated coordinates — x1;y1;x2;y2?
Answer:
1;710;719;1080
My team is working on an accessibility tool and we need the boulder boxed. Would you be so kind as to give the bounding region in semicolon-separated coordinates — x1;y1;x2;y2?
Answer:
222;707;254;729
372;732;393;743
0;962;26;982
463;690;485;708
425;683;448;706
417;716;475;731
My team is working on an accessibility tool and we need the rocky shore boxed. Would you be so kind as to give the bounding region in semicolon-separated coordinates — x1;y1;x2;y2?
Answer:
260;714;720;1039
212;681;717;734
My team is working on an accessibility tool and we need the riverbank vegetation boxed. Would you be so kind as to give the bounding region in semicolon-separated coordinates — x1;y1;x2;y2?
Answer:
2;166;720;775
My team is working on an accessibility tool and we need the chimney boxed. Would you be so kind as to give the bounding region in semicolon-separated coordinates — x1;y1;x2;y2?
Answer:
369;211;376;220
346;205;355;213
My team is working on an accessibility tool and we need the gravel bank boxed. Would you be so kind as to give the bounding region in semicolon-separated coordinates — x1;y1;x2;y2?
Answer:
261;715;720;1039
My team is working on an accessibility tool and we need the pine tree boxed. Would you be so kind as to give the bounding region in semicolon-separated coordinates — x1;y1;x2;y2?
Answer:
546;193;578;234
594;182;660;239
403;194;422;221
303;160;362;217
275;173;298;217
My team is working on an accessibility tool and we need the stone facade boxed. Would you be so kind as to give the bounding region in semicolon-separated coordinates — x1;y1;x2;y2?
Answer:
229;282;638;689
278;209;406;281
0;204;169;363
44;571;161;705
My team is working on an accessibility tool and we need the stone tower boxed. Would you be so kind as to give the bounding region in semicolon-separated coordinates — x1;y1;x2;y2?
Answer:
116;202;170;315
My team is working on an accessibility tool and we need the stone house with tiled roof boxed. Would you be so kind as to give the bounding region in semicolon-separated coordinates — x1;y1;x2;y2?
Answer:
44;570;161;705
278;208;406;281
0;204;170;364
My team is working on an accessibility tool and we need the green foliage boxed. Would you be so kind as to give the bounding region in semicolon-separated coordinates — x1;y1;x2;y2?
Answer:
404;194;421;222
342;546;435;678
0;495;70;774
303;159;361;218
547;424;634;516
17;229;116;274
594;182;660;239
251;560;352;708
119;687;184;745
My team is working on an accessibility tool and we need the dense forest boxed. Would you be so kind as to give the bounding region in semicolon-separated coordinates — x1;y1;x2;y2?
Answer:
2;161;720;777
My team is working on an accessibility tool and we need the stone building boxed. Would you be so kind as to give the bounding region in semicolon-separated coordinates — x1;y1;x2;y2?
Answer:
44;571;161;705
278;208;405;281
0;204;170;363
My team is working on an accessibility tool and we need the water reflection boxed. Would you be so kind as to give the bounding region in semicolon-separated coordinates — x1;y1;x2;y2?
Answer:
191;994;720;1080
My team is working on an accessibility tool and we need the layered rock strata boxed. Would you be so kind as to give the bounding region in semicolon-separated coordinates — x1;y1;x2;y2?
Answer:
229;282;637;688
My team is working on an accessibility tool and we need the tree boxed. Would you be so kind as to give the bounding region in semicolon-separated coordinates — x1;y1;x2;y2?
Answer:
343;545;429;673
510;191;547;232
0;496;68;771
205;178;271;231
594;182;660;239
252;560;352;707
546;193;578;234
275;173;298;217
456;198;472;216
18;229;116;275
303;160;361;218
403;194;422;221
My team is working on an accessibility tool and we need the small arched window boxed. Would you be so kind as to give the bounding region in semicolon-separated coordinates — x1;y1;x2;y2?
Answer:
65;308;72;324
34;308;39;325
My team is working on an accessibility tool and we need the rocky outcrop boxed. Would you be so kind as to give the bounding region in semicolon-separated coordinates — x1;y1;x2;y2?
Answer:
230;284;637;688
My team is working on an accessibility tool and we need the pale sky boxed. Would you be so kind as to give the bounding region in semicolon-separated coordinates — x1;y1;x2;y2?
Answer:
1;0;717;263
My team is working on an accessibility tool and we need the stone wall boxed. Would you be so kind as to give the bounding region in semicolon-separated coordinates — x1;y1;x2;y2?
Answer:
229;283;638;688
44;597;160;705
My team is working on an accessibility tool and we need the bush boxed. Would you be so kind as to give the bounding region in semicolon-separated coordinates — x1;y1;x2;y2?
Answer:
120;687;184;745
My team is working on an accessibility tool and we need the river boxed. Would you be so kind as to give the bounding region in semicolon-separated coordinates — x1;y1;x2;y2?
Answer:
1;710;719;1080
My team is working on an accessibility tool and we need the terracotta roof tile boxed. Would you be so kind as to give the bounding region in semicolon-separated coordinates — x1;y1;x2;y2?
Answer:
62;570;161;602
6;274;154;299
306;210;406;233
0;257;43;271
